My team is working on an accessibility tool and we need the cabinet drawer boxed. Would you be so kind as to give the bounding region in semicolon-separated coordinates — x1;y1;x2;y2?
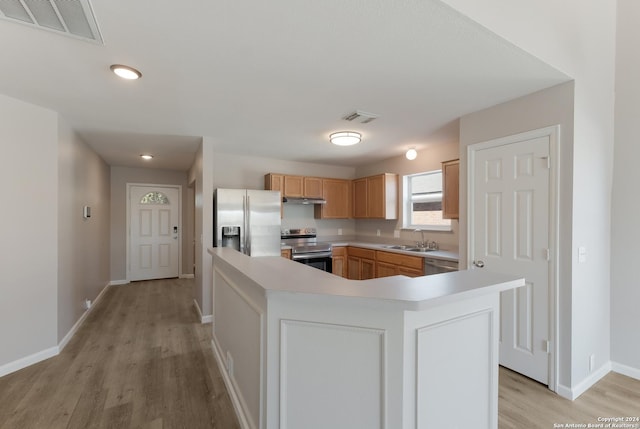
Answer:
347;246;376;260
332;246;347;257
376;250;423;270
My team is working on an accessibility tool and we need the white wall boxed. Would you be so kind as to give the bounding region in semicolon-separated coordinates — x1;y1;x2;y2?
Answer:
611;0;640;375
0;94;58;370
109;166;191;282
355;134;460;250
57;119;111;343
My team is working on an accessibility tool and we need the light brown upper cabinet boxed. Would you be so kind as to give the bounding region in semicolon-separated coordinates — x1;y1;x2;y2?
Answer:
315;178;351;219
303;177;323;198
442;159;459;219
352;173;398;220
264;173;284;194
283;175;304;197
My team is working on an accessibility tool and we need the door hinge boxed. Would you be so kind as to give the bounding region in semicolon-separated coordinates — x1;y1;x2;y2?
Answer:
543;248;550;261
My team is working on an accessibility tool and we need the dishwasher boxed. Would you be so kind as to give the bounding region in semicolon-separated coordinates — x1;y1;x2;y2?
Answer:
423;257;459;275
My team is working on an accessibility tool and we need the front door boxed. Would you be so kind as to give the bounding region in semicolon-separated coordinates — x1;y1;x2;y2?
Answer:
470;132;552;385
129;185;180;281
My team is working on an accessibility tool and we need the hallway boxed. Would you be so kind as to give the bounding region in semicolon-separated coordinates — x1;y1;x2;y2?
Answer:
0;279;239;429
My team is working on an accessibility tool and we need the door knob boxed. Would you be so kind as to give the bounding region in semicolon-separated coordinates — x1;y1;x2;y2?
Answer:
473;260;485;268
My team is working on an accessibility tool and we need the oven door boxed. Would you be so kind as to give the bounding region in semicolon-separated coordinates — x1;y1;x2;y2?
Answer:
292;252;332;272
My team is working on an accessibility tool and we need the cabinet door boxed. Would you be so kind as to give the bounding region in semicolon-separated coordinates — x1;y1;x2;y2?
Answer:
332;256;345;277
347;256;361;280
361;258;376;280
304;177;323;198
442;159;459;219
284;176;304;197
316;178;350;219
352;178;368;218
376;261;398;278
367;174;385;218
265;173;284;192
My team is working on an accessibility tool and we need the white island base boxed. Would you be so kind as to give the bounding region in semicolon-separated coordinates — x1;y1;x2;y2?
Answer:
208;247;524;429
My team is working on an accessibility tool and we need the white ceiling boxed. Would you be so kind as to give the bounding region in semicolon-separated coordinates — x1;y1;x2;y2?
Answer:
0;0;569;170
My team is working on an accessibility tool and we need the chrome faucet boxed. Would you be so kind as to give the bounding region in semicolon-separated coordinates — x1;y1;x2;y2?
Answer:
414;228;426;248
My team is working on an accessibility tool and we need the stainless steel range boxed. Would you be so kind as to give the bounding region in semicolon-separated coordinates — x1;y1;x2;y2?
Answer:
281;228;332;272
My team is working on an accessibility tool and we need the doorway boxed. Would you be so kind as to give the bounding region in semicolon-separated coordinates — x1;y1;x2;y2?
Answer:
127;184;182;281
468;126;559;390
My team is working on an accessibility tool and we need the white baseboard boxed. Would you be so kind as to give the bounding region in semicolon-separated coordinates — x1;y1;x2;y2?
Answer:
612;361;640;381
193;299;212;324
58;282;110;352
179;273;195;279
109;279;130;286
557;362;612;400
211;338;253;429
0;346;59;378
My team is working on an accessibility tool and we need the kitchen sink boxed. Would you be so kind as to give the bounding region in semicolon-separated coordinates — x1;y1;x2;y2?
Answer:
406;247;434;252
382;245;435;252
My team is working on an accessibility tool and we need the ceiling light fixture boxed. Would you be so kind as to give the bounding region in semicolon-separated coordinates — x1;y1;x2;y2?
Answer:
110;64;142;80
330;131;361;146
140;154;153;160
405;148;417;160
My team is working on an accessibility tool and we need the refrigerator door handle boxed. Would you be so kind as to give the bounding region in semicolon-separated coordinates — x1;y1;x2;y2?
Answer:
246;195;251;255
242;195;247;254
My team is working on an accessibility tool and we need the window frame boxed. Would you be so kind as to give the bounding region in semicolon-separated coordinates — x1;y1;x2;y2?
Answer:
403;170;452;232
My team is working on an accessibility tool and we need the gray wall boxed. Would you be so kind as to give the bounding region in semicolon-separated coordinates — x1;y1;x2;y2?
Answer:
611;0;640;373
57;119;111;342
110;166;192;282
0;93;59;370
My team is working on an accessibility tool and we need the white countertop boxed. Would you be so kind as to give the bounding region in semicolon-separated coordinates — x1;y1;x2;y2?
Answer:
209;247;522;311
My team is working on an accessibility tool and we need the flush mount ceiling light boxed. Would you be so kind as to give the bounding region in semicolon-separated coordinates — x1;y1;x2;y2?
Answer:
110;64;142;80
140;154;153;160
405;148;418;160
330;131;361;146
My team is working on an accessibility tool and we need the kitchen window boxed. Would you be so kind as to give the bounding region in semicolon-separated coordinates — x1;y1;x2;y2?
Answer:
403;171;452;231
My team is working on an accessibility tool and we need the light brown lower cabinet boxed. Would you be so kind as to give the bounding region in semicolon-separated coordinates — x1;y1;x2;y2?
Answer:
281;248;292;259
343;246;426;279
346;247;376;280
331;246;347;277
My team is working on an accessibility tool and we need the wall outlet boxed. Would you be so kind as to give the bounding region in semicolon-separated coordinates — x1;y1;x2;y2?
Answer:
589;354;595;372
84;299;92;310
338;228;343;236
376;229;381;237
394;230;400;238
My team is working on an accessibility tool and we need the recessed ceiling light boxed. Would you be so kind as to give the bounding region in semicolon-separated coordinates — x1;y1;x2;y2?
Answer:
140;154;153;160
406;148;417;160
330;131;361;146
110;64;142;80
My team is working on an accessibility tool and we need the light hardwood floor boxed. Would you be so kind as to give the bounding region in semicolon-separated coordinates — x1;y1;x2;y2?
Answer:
0;279;239;429
1;279;638;428
499;366;640;428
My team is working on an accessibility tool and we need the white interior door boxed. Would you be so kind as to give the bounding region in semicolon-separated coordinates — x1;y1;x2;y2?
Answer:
470;135;551;385
129;185;180;281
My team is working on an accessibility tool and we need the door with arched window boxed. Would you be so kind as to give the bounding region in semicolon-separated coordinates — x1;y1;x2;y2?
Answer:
128;185;181;281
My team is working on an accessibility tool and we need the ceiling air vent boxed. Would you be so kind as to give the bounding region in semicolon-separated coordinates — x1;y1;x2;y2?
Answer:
342;110;379;124
0;0;103;44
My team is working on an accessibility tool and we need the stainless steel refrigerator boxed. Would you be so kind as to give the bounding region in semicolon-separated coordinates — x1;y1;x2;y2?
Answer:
213;188;281;256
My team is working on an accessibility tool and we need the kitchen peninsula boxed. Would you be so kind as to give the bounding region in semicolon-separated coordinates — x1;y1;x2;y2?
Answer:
208;247;524;429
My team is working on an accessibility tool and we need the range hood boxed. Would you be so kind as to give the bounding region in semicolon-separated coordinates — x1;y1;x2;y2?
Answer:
282;196;326;205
